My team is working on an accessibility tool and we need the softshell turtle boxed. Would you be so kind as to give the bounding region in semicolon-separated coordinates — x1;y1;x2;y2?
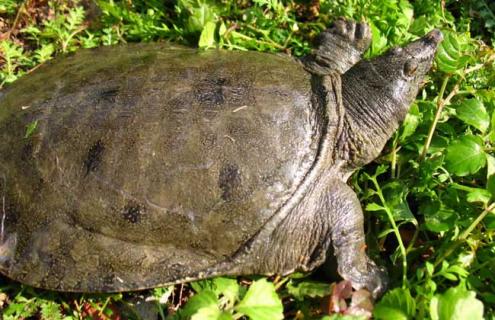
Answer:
0;19;442;297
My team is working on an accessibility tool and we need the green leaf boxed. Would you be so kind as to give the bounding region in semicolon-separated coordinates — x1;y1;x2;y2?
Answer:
466;188;491;205
40;301;63;320
286;280;332;301
435;31;470;73
424;205;457;233
199;21;217;48
382;181;417;223
399;103;420;142
369;21;388;55
373;288;416;320
454;99;489;132
191;279;215;293
182;0;218;34
366;203;385;211
235;279;283;320
445;135;487;176
213;277;239;304
430;286;484;320
182;290;219;318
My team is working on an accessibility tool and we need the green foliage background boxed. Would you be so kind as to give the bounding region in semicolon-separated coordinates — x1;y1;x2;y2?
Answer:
0;0;495;319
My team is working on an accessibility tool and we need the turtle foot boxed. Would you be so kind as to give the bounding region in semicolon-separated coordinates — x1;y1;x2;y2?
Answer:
306;18;371;74
323;18;371;53
339;258;388;299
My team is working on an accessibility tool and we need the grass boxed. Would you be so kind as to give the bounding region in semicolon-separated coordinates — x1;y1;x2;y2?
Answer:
1;0;495;319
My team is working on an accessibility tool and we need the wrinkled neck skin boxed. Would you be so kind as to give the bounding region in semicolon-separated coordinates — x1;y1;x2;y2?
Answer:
338;60;411;170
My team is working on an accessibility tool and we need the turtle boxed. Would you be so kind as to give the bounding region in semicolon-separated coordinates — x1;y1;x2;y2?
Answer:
0;18;442;297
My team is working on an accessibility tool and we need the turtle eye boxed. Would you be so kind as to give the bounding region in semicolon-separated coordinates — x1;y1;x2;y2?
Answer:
404;60;418;77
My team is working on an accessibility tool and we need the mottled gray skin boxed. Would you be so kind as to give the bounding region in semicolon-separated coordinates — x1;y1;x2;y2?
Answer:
0;19;441;297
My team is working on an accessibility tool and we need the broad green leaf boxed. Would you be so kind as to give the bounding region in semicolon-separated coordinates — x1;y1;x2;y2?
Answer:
420;200;457;232
454;99;489;132
235;279;283;320
213;277;239;304
286;280;332;301
182;290;219;318
374;288;416;320
445;135;487;176
199;21;216;48
430;286;484;320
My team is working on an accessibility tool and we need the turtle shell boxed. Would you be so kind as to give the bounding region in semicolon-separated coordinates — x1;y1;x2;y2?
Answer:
0;43;322;291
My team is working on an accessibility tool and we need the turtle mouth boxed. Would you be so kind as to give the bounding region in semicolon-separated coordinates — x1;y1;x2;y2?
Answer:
404;29;443;61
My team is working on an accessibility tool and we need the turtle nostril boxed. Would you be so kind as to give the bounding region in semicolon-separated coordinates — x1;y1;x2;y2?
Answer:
425;29;443;44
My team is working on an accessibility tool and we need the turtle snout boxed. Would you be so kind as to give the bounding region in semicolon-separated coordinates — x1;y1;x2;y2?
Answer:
425;29;443;45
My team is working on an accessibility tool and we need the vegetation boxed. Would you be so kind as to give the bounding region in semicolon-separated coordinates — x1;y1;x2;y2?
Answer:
1;0;494;319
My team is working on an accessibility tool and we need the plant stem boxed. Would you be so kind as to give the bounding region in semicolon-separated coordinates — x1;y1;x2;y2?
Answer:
391;134;398;179
274;276;290;291
370;177;408;287
7;0;28;39
434;202;495;267
459;202;495;240
420;53;495;161
231;30;285;49
420;75;449;160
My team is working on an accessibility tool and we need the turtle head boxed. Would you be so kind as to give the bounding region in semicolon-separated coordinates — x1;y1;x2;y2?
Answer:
368;29;443;111
339;30;442;169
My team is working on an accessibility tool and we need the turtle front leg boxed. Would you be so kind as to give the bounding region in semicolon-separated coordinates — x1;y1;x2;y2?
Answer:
328;180;388;298
303;18;371;75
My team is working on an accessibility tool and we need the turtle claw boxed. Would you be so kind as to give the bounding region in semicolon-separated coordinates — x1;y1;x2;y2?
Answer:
325;18;371;53
305;18;372;74
341;259;388;299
